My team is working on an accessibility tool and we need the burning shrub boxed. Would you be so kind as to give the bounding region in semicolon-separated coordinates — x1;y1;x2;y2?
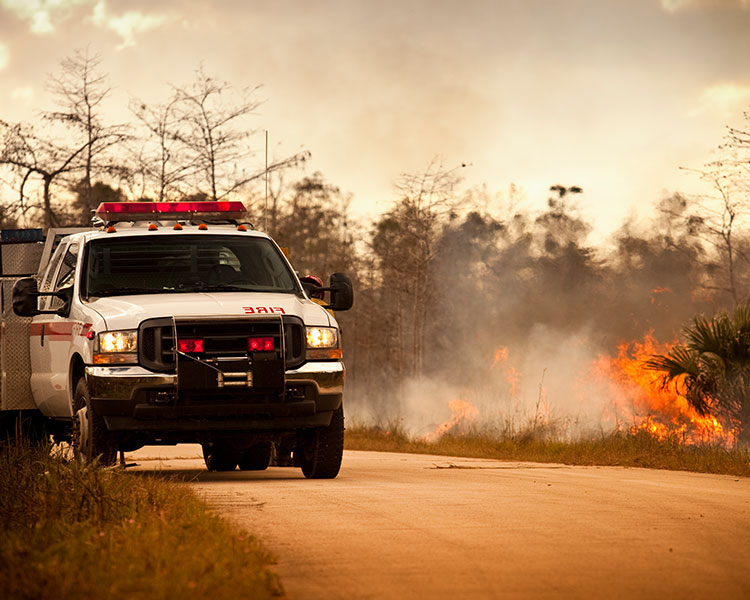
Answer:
646;303;750;446
590;333;734;445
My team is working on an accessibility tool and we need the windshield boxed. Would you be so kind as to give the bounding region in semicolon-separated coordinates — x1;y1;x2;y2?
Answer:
82;235;299;298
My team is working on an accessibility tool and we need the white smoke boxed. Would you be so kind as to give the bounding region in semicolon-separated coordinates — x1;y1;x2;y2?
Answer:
347;325;623;440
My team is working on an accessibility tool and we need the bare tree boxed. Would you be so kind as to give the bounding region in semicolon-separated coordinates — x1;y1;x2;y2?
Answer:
373;159;463;377
45;48;128;217
172;67;282;201
130;93;195;201
0;49;129;227
678;151;750;304
0;120;89;227
171;67;258;201
132;67;308;208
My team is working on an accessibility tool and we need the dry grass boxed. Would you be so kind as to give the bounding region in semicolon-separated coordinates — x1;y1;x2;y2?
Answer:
345;425;750;478
0;441;282;600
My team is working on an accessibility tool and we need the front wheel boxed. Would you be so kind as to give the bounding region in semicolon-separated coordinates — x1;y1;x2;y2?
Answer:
297;405;344;479
238;442;273;471
72;379;117;466
202;443;239;471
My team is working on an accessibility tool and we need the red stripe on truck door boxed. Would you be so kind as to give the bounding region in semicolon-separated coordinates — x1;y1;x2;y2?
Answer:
29;322;92;340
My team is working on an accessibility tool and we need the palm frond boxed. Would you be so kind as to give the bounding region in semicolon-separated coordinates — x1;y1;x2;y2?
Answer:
674;302;750;426
685;314;729;355
731;303;750;333
644;345;700;381
696;351;727;381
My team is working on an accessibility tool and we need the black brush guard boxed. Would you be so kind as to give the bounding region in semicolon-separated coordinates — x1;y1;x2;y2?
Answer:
138;315;305;403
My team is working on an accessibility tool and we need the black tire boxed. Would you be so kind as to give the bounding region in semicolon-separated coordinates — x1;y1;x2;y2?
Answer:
298;405;344;479
72;379;116;466
237;442;272;471
202;443;238;472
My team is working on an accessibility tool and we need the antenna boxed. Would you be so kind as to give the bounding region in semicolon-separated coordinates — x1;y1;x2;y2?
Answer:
264;129;269;231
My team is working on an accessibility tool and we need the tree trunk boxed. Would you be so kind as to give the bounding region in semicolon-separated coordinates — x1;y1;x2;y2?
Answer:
43;175;55;229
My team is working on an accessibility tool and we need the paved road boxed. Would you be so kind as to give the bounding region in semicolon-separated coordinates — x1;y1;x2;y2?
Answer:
128;446;750;599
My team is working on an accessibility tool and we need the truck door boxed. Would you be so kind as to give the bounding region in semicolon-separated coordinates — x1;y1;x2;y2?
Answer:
30;240;79;417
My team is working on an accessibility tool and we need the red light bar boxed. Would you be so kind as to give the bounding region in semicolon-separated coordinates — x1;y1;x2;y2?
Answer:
248;337;274;352
95;201;247;222
178;338;204;353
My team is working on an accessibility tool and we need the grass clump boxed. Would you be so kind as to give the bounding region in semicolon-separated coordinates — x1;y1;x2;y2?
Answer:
0;442;282;600
345;425;750;478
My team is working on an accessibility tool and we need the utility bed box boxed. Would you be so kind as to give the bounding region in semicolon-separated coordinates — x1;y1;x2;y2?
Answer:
0;228;88;412
0;230;44;412
1;280;35;410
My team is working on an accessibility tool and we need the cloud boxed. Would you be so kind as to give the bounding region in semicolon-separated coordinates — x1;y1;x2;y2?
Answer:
689;82;750;118
0;0;90;34
90;0;167;49
661;0;750;12
0;0;167;45
11;87;34;100
0;42;8;71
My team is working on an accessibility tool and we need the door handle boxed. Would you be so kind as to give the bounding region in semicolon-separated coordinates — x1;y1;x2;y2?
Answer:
40;323;45;347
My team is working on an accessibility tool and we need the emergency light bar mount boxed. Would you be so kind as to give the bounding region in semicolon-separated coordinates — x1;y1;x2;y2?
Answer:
94;201;249;226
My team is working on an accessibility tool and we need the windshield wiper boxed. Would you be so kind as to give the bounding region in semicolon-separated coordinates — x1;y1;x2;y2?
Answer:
178;283;248;292
89;287;165;297
89;284;291;297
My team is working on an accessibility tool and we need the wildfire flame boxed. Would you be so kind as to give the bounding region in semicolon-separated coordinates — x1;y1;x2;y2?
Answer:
492;345;521;396
593;332;737;446
492;346;509;367
428;333;737;446
649;286;672;305
425;398;479;441
506;366;520;397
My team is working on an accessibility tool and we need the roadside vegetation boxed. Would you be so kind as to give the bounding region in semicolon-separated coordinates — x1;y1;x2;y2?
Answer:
345;425;750;478
0;441;282;600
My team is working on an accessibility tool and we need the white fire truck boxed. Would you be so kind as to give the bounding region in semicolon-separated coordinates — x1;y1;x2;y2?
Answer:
0;201;353;478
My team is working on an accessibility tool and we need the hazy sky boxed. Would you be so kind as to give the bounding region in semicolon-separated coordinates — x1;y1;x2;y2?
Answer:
1;0;750;238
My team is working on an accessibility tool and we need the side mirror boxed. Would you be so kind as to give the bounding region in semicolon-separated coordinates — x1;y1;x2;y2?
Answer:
55;286;73;318
12;277;40;317
327;273;353;311
12;278;74;317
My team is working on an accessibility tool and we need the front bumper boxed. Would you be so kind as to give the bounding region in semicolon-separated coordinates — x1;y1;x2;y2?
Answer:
86;361;344;433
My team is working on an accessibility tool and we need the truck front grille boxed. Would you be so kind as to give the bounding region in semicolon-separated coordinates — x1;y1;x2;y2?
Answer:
139;316;305;372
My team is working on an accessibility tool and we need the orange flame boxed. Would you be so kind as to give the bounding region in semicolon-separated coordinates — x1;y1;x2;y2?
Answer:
650;286;672;305
426;398;479;441
492;346;521;397
593;332;737;445
492;346;509;367
506;366;520;397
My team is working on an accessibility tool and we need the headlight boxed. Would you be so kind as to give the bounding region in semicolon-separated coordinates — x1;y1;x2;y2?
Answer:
305;327;341;360
306;327;338;348
99;330;138;352
94;329;138;364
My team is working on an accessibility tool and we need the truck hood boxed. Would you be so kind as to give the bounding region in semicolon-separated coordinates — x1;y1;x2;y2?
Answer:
86;292;333;331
